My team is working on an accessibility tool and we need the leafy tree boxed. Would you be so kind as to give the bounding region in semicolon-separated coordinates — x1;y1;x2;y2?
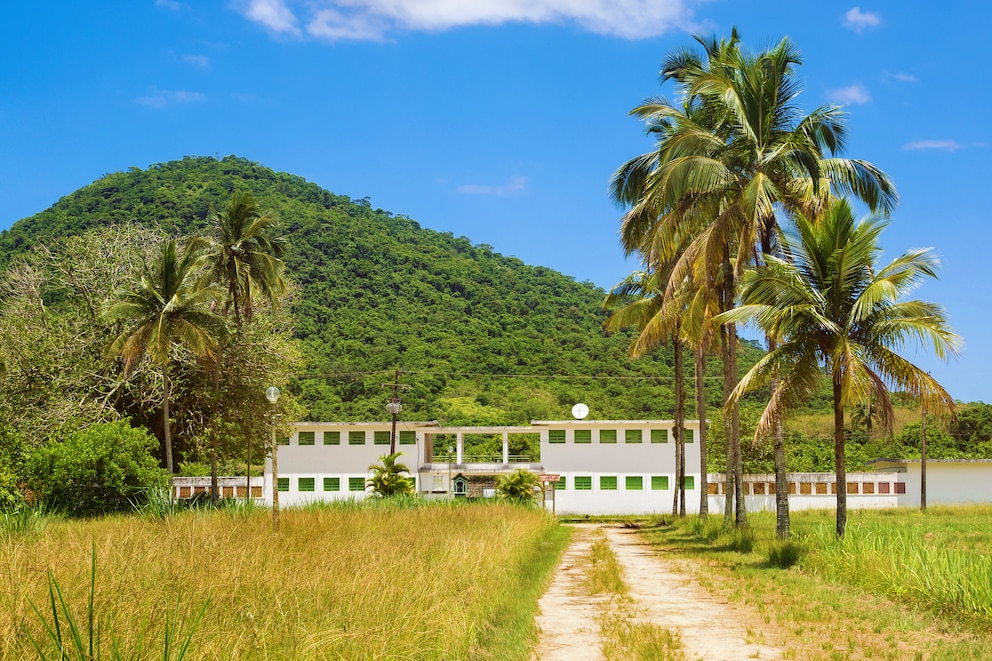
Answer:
495;469;542;504
366;452;414;497
26;421;167;516
105;239;224;473
722;199;960;536
0;426;25;512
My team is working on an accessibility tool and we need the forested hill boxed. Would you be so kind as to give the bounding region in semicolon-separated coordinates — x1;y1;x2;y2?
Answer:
0;155;761;423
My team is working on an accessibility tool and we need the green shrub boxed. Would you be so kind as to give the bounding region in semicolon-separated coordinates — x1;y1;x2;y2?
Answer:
495;468;542;504
27;421;167;517
0;425;25;511
767;539;805;568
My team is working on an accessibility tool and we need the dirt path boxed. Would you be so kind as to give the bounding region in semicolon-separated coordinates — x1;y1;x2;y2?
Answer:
532;524;786;661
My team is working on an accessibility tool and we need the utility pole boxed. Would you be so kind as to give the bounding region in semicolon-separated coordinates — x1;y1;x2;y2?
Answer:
921;390;928;512
382;370;412;455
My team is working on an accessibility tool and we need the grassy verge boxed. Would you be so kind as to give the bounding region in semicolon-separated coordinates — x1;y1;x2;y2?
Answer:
582;531;685;661
638;508;992;660
1;500;568;660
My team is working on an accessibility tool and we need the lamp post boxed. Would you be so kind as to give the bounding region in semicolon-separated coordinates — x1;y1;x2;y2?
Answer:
386;397;402;455
447;445;454;500
265;386;281;532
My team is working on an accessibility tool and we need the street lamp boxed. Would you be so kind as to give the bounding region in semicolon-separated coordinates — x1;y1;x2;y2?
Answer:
386;397;402;454
266;386;281;532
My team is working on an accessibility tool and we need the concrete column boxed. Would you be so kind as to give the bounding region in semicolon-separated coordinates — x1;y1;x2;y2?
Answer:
456;433;463;465
502;432;509;465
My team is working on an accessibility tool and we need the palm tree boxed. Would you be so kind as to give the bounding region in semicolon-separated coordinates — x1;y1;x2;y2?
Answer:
611;28;897;533
367;452;414;497
202;192;287;500
495;469;542;504
721;199;960;536
105;239;224;473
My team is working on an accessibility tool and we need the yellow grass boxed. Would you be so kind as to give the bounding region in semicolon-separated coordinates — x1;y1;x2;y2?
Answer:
0;502;568;660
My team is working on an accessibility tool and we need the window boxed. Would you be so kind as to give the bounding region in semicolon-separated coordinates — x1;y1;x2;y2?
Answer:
299;477;315;492
574;476;592;491
323;431;340;445
298;431;315;446
683;476;695;490
399;431;416;445
348;431;365;445
277;478;289;492
323;477;340;491
600;476;617;490
554;477;566;490
432;475;444;489
650;429;668;443
549;430;566;444
348;477;365;492
574;430;592;444
626;476;643;490
599;429;617;443
374;431;390;445
625;429;642;444
277;436;289;446
685;428;695;443
651;475;669;490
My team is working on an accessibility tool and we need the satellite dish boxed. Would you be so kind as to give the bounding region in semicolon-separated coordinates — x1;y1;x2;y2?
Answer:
571;403;589;420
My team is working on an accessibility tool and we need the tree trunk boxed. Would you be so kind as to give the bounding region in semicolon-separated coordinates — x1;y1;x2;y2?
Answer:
162;362;174;474
834;379;847;537
921;401;927;512
210;342;224;506
767;335;790;539
721;324;735;527
695;347;708;518
728;322;746;528
673;336;686;516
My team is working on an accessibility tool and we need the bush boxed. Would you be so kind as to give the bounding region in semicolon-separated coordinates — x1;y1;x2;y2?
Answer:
767;539;805;568
495;469;542;504
0;425;25;511
27;421;167;517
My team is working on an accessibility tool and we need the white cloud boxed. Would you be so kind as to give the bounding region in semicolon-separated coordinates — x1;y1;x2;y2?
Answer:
156;0;187;10
891;72;917;83
829;84;871;105
241;0;300;35
242;0;699;41
842;7;881;33
182;54;210;69
136;89;205;109
902;140;964;152
457;176;527;196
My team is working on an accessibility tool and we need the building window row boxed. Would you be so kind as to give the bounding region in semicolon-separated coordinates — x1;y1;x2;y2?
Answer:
547;429;695;444
552;474;694;491
276;475;417;493
278;431;420;446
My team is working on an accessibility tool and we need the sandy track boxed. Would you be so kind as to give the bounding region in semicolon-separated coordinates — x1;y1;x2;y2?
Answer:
532;524;785;661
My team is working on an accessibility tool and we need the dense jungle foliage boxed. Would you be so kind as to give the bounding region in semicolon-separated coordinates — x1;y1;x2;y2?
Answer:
0;156;986;477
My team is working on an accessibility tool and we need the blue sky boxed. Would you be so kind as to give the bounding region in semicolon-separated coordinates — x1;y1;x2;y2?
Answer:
1;1;989;402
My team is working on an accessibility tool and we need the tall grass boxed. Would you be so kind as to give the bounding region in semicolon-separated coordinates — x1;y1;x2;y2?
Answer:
0;501;567;660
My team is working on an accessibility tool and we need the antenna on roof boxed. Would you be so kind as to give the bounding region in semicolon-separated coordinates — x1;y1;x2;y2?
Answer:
571;403;589;420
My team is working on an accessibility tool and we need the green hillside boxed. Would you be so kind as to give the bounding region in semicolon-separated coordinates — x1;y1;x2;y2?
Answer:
0;156;763;425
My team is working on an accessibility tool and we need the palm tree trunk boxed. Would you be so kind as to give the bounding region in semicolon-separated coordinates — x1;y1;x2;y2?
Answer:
695;347;708;517
721;324;735;527
768;336;790;539
833;379;847;537
728;322;746;528
210;341;224;506
673;336;686;516
163;362;173;474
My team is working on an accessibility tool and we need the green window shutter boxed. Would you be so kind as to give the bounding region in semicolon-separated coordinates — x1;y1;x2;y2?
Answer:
277;436;290;446
625;429;642;444
625;476;643;490
599;429;617;444
323;431;340;445
323;477;340;491
685;428;695;443
399;431;416;445
548;430;566;444
348;477;365;492
374;431;390;445
554;477;566;490
277;478;289;492
683;476;695;490
574;476;592;490
348;431;365;445
574;429;592;444
299;477;315;492
651;475;669;491
298;431;315;446
650;429;668;443
600;476;617;490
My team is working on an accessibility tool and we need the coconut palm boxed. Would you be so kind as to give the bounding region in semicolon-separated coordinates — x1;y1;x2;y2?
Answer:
720;199;960;536
202;191;287;327
495;469;542;505
105;239;224;473
611;29;897;534
367;452;414;497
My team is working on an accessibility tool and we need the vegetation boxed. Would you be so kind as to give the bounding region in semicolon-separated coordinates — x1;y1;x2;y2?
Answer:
1;502;568;660
495;468;542;504
365;452;415;497
640;508;992;659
